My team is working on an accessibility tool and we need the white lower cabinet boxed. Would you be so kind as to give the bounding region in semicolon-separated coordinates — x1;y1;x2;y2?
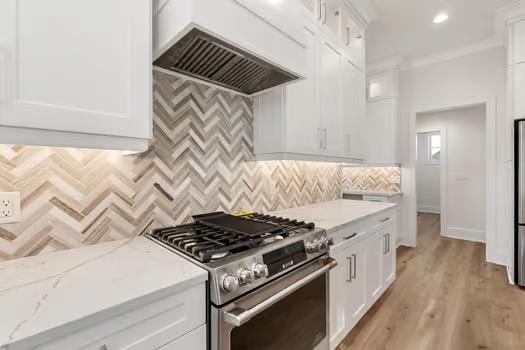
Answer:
17;283;206;350
382;222;396;288
159;324;206;350
365;231;383;304
329;210;398;350
329;238;366;346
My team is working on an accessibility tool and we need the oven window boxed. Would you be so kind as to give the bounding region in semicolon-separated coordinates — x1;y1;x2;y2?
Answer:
230;274;327;350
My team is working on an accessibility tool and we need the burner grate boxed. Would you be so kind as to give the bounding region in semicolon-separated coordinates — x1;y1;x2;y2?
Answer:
149;212;315;263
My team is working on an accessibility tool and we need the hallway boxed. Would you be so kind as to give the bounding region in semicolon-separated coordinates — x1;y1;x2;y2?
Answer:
337;213;525;350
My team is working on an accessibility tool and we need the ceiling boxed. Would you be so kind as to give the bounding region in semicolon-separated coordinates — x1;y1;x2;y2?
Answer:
366;0;520;65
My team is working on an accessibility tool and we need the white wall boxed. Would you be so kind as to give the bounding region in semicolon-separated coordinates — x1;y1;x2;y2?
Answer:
416;132;440;214
417;106;487;242
397;46;508;265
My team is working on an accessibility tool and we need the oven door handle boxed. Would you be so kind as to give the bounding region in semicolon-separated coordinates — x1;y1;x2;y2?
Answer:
223;257;337;327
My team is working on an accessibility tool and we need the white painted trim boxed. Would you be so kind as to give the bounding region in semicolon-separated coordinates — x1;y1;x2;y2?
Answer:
400;37;504;71
507;264;515;285
417;206;440;214
495;0;525;35
254;152;365;164
367;57;403;75
0;126;150;152
408;98;499;265
443;227;486;243
440;128;448;237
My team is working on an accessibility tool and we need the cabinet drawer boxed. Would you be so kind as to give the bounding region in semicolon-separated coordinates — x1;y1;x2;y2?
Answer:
368;210;396;233
331;221;367;250
159;324;206;350
33;283;206;350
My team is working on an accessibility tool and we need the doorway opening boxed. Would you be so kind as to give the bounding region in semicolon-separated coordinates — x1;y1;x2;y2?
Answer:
414;104;487;242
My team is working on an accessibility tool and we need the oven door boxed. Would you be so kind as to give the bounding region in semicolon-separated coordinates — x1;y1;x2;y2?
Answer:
211;256;337;350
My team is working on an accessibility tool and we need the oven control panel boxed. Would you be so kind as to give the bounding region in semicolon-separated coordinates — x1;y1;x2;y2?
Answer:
219;263;269;292
212;228;330;305
263;241;307;277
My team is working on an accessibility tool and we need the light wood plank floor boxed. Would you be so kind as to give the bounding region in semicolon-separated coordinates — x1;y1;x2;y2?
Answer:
337;213;525;350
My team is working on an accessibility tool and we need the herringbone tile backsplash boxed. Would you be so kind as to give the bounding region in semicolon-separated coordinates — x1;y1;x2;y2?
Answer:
342;167;401;192
0;72;342;261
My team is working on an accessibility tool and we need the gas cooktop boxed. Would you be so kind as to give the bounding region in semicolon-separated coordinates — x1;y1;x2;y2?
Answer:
148;212;316;263
147;211;331;305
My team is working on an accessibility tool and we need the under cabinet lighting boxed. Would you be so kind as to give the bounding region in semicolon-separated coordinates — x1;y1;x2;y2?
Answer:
433;13;448;24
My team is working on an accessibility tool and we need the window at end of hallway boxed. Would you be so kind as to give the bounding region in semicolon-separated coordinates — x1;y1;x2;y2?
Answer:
430;134;440;162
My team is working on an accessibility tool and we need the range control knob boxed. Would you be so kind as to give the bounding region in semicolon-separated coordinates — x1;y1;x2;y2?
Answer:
319;237;330;249
306;239;323;253
221;274;240;293
252;263;269;279
237;268;254;285
305;241;318;253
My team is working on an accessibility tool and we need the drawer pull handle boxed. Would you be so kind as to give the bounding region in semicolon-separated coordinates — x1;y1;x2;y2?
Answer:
347;256;352;282
380;217;391;223
100;345;108;350
352;254;357;279
343;232;357;240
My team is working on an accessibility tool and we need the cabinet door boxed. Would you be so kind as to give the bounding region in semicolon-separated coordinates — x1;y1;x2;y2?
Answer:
300;0;320;20
0;0;151;140
329;240;366;347
321;0;342;40
285;22;321;155
367;99;397;163
346;240;367;328
367;70;397;102
365;232;383;304
329;247;352;345
159;324;206;350
341;6;365;70
342;59;366;159
382;224;396;288
319;39;345;157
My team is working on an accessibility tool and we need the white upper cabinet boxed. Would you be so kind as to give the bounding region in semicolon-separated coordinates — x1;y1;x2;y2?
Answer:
285;23;321;156
0;0;152;151
340;5;365;69
366;67;399;164
322;0;343;40
367;69;397;102
319;39;345;158
299;0;365;71
342;58;366;159
254;3;368;163
254;21;366;163
367;98;398;164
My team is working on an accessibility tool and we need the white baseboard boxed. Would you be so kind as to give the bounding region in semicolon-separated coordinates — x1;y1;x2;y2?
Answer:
417;205;440;214
442;227;485;243
507;264;515;285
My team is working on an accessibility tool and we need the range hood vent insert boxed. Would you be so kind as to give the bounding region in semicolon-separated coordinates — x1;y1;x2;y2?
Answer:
154;28;299;95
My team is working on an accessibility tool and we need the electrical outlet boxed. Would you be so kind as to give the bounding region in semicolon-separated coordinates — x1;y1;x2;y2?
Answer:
0;192;21;224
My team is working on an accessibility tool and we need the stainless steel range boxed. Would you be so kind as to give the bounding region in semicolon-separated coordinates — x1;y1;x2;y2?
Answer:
147;211;336;350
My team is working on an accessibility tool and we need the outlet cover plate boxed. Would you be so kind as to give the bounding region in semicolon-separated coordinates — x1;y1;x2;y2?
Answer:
0;192;21;224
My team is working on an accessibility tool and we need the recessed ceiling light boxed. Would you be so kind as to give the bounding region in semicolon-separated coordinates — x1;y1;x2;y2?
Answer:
433;13;449;24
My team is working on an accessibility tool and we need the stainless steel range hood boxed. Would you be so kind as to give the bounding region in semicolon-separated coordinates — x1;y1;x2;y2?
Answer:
153;0;306;95
154;28;299;95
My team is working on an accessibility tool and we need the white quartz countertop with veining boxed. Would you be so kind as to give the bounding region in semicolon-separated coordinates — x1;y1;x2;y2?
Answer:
343;190;403;198
270;199;397;234
0;236;207;348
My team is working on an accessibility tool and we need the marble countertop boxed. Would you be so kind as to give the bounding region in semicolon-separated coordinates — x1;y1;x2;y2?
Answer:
270;199;397;234
0;237;207;348
343;190;402;198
